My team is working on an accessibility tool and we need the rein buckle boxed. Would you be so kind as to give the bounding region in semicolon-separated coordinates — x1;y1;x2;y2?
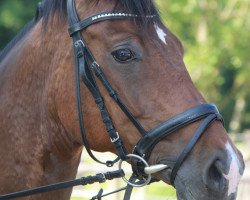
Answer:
110;132;120;143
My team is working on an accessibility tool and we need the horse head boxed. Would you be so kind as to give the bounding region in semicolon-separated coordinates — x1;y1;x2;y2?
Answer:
0;0;244;199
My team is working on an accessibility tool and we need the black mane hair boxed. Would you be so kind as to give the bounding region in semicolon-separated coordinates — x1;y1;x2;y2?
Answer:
0;0;160;62
40;0;159;25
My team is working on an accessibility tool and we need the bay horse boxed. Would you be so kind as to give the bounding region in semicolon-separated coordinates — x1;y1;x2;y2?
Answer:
0;0;245;199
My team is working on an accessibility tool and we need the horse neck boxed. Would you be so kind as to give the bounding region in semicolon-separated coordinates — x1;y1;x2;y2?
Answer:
0;19;82;197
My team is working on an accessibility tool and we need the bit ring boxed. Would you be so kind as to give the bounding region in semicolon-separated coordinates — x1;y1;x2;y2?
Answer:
118;154;151;187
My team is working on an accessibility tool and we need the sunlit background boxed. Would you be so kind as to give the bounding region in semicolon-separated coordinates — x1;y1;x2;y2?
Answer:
0;0;249;199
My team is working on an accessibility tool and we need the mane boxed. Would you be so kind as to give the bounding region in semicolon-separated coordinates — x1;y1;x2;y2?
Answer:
41;0;160;26
0;0;159;62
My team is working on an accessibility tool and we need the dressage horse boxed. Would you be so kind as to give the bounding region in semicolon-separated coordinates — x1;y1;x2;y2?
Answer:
0;0;244;199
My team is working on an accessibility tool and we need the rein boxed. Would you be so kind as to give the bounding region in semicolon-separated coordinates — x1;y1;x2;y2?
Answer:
0;170;125;200
0;0;224;199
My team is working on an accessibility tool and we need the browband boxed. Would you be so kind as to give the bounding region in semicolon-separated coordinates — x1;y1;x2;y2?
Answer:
68;11;156;36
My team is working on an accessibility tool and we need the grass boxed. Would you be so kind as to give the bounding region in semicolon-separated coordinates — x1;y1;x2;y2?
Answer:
70;181;176;200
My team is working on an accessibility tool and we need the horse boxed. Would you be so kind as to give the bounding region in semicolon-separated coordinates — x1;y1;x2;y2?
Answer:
0;0;245;199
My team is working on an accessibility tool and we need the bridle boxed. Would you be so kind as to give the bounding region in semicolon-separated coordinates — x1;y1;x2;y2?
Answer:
0;0;224;199
67;0;224;184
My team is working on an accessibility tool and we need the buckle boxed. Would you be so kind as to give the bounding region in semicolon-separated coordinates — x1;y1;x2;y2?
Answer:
110;132;120;143
74;40;85;57
74;40;85;48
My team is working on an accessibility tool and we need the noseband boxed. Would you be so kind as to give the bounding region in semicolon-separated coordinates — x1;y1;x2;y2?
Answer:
67;0;224;186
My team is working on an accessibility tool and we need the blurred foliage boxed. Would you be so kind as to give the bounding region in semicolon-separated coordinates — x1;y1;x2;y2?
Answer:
0;0;38;48
155;0;250;132
0;0;250;132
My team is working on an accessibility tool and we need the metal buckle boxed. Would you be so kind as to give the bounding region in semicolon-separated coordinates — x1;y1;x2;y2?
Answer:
110;132;120;143
74;40;85;48
118;154;151;187
91;61;99;68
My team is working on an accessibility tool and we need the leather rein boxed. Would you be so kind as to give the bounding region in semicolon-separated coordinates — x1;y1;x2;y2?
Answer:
0;0;224;199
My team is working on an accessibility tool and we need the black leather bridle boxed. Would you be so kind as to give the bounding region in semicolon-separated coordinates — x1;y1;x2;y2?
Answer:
0;0;225;199
67;0;224;186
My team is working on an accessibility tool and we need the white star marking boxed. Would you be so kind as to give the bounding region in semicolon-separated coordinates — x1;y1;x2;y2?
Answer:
223;142;242;196
154;23;167;45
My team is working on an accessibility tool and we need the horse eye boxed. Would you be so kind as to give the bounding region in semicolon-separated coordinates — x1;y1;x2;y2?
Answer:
112;49;135;63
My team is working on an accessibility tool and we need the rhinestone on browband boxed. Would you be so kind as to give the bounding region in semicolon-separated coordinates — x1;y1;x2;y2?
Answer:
92;13;156;21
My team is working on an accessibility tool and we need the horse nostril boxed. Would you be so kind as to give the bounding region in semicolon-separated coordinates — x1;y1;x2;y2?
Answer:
209;163;222;185
206;160;226;192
